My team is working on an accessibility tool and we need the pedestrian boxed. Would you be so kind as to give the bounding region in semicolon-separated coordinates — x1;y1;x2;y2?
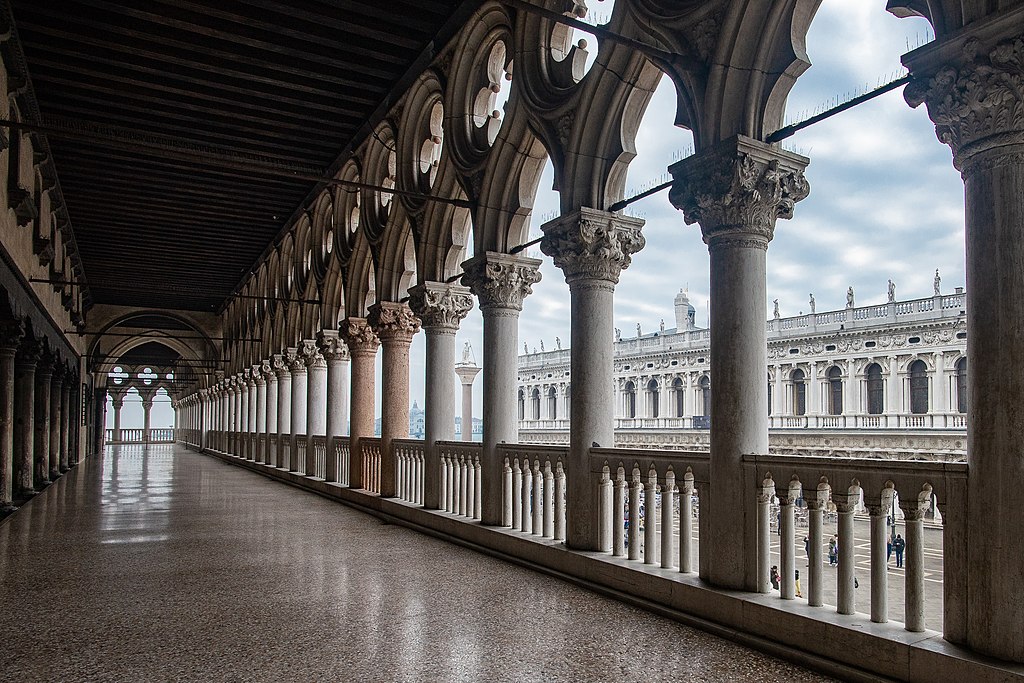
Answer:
804;536;810;562
795;569;803;598
894;533;906;568
887;536;893;562
828;535;838;566
770;565;780;590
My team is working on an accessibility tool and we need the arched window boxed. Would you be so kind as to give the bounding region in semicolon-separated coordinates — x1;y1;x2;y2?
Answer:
767;374;772;416
909;359;929;414
624;381;636;419
646;379;660;418
828;366;843;415
866;363;884;415
672;378;684;417
564;384;571;418
956;358;967;414
518;389;525;421
791;369;806;416
531;388;541;421
698;376;711;417
547;386;557;420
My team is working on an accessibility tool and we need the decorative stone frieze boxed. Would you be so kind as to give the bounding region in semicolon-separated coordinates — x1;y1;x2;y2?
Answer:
904;27;1024;166
668;136;809;248
407;282;473;331
540;208;645;285
316;330;350;362
340;318;380;357
368;302;421;344
461;252;542;312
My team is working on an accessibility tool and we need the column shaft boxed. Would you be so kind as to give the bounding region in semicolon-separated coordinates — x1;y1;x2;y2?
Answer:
0;324;21;508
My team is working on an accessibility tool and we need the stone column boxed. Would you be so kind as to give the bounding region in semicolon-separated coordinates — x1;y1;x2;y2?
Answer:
368;302;421;498
317;331;350;483
833;493;859;616
288;348;307;470
866;493;893;624
14;338;42;497
264;362;278;464
669;136;809;589
60;367;73;471
273;354;292;468
410;282;473;508
301;340;327;474
33;353;53;487
246;372;257;458
254;364;267;463
0;321;24;510
541;208;645;549
341;318;379;490
904;15;1024;658
455;362;480;441
111;395;123;443
463;252;542;525
141;393;154;444
49;363;63;480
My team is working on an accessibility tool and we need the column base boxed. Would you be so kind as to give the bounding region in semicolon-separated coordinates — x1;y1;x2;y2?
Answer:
0;504;19;518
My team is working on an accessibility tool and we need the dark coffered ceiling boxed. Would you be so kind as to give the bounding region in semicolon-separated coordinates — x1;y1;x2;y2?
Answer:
9;0;482;312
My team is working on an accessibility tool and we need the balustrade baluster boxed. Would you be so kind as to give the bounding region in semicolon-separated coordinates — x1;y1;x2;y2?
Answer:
467;455;477;516
522;460;533;534
661;470;676;570
459;455;469;516
554;462;565;541
511;459;522;529
628;467;641;561
613;468;626;556
644;467;657;565
680;473;694;573
779;490;796;600
532;461;543;535
473;458;482;520
543;461;554;538
502;458;512;524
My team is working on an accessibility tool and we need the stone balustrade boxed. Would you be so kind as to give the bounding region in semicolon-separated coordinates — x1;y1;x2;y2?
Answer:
436;440;482;519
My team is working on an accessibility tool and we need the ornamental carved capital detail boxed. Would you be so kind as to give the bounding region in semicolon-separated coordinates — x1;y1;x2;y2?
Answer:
407;282;474;331
905;32;1024;164
668;136;809;248
461;252;542;312
0;319;25;349
272;353;290;378
316;330;350;362
251;364;266;385
299;339;325;368
540;208;645;285
368;302;421;344
285;347;305;373
340;318;380;356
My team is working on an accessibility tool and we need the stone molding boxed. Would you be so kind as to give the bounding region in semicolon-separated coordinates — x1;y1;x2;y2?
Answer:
668;136;809;248
540;208;645;285
368;302;421;344
461;251;542;312
408;282;473;331
341;318;380;357
904;20;1024;166
316;330;351;362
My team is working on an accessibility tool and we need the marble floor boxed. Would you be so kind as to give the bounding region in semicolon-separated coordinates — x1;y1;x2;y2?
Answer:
0;444;835;682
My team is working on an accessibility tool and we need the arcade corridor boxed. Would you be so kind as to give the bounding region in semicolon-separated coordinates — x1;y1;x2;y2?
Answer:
0;444;832;682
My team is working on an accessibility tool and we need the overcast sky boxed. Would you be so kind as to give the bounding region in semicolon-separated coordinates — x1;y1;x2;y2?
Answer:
125;0;962;429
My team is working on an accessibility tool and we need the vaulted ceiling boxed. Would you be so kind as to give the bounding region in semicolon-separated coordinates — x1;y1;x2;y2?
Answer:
9;0;483;312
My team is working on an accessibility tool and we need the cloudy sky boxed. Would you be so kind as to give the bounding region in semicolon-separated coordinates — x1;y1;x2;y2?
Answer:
128;0;962;429
419;0;964;421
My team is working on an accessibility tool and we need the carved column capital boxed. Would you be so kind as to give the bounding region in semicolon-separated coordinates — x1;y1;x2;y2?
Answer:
272;353;290;378
340;318;380;358
668;136;809;249
316;330;351;362
540;208;645;285
285;347;305;374
461;252;542;312
904;23;1024;168
368;302;421;344
16;337;44;368
299;339;326;368
252;364;266;386
0;319;25;350
408;282;473;331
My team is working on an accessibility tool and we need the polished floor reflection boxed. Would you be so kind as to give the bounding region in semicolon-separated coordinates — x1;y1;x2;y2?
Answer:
0;445;832;682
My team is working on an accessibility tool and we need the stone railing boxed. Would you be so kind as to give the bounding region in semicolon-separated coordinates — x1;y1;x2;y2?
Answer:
437;440;482;519
113;427;175;444
394;438;425;504
335;437;350;486
309;435;328;479
361;437;382;494
189;431;1009;679
498;443;567;540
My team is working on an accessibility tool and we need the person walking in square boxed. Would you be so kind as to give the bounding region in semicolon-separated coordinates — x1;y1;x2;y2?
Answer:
893;534;906;568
